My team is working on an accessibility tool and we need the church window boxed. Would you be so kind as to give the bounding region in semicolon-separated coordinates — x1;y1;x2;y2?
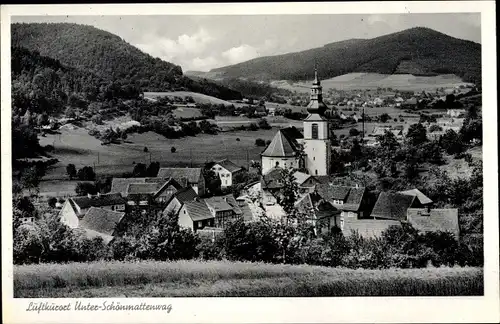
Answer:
312;124;318;139
315;170;318;175
313;157;315;161
276;161;280;166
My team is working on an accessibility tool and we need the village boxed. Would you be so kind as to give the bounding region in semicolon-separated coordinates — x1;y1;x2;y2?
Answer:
19;67;475;247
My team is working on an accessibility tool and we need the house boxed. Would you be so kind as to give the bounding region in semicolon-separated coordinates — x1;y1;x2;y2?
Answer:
398;189;433;207
163;186;199;216
177;194;243;232
178;198;214;232
370;192;417;221
59;193;127;228
78;207;125;244
295;192;341;234
407;208;460;239
157;168;205;195
211;159;244;188
293;171;320;194
254;106;267;117
315;184;368;218
110;178;148;196
205;194;242;228
341;218;400;238
125;178;183;206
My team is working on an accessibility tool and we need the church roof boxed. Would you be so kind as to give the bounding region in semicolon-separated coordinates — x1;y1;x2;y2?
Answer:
261;130;299;157
304;113;327;121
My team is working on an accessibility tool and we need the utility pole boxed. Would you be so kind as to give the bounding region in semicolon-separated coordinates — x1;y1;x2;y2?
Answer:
149;152;152;164
97;152;100;164
190;149;193;167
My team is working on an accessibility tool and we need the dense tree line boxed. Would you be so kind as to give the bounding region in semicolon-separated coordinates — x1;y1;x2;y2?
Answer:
212;27;481;85
12;23;241;100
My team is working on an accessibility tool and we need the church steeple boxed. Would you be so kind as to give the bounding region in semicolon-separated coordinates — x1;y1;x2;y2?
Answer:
306;65;327;115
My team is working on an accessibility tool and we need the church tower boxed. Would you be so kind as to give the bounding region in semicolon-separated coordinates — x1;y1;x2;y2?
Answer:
302;66;330;176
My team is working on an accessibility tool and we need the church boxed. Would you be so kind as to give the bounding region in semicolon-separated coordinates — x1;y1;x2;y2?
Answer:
261;68;331;176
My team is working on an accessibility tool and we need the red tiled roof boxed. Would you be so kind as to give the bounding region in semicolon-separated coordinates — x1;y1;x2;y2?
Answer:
261;167;287;189
174;187;199;203
343;187;366;212
371;192;416;221
295;192;341;220
79;207;125;236
110;178;147;195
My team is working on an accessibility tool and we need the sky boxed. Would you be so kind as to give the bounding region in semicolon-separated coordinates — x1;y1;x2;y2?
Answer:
12;13;481;72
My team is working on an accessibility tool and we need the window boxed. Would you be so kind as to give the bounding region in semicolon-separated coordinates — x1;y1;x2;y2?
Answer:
183;210;186;214
276;161;280;166
315;170;318;175
313;157;315;161
340;219;344;230
312;123;318;139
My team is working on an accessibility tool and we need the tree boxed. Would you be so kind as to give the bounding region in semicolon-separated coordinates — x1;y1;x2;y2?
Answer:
65;107;76;118
75;182;98;196
21;166;41;195
255;138;266;146
91;114;103;125
379;113;390;123
440;129;464;155
257;118;271;130
77;166;96;181
146;162;160;177
170;146;176;153
132;163;147;177
406;123;427;146
47;197;57;208
121;132;128;140
429;124;442;133
349;128;360;136
143;146;149;153
66;164;77;180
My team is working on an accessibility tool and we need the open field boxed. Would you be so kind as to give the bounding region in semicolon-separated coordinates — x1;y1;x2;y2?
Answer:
14;260;483;297
172;107;203;119
271;73;473;93
38;127;277;180
144;91;234;106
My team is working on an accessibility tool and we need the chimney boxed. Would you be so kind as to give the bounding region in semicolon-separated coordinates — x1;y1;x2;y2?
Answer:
97;192;101;198
87;193;92;199
426;205;431;214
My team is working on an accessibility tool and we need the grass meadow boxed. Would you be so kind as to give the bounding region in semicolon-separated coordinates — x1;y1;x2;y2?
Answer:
14;260;483;297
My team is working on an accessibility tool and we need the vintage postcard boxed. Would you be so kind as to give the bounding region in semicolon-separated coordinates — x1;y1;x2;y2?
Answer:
1;1;498;323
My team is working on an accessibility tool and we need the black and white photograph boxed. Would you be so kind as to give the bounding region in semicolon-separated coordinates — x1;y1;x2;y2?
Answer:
1;2;498;323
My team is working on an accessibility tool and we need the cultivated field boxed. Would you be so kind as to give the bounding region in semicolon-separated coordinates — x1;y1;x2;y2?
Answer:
144;91;234;106
14;260;483;297
272;73;473;93
38;127;277;181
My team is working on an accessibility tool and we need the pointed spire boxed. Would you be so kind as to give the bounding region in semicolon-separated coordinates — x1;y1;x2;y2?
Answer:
313;61;319;85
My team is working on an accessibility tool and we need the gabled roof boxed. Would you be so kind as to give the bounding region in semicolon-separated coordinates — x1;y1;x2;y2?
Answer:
343;218;401;238
157;168;202;184
110;178;147;195
399;189;433;205
295;192;340;220
214;159;242;173
407;208;459;238
303;113;327;121
221;194;242;215
293;171;315;186
79;207;125;236
261;167;286;189
71;193;126;210
174;186;199;203
261;130;299;157
153;178;183;198
205;196;234;212
126;183;161;195
183;200;213;221
343;187;366;212
371;192;416;221
315;183;351;201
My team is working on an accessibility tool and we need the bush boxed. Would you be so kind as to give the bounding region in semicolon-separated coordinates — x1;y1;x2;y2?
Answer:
171;146;176;153
236;138;240;141
77;166;96;181
47;197;57;208
255;138;266;147
143;146;148;153
349;128;360;136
